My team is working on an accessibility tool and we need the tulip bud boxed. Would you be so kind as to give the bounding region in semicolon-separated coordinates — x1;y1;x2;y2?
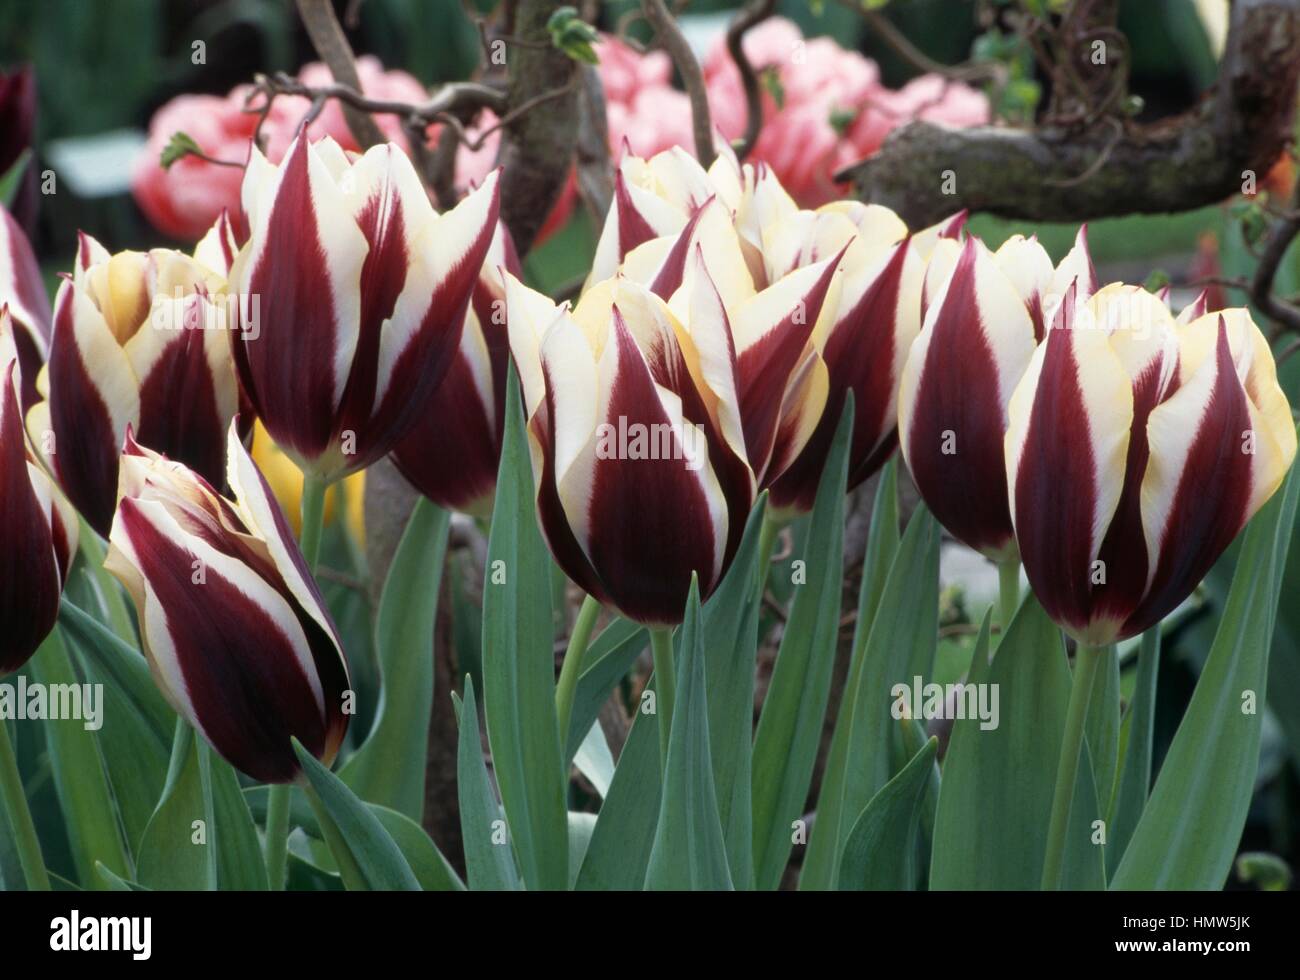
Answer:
229;136;501;482
0;203;51;410
505;266;758;626
104;425;351;783
25;235;240;537
1005;284;1296;644
389;220;522;515
898;229;1097;559
0;361;77;675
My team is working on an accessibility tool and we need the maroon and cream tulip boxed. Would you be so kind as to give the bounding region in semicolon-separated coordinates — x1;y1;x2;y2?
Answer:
389;220;522;516
0;203;51;410
104;425;351;783
1005;284;1296;645
228;136;500;482
505;262;773;626
25;235;239;537
0;360;77;675
898;229;1097;559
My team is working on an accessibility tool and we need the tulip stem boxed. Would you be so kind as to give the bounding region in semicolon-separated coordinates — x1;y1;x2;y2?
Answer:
649;628;677;768
555;594;602;754
299;476;329;572
263;782;292;890
997;559;1021;637
0;715;51;890
1040;643;1103;890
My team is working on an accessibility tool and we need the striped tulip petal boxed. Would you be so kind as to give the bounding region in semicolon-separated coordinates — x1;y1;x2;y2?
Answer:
105;427;350;783
899;236;1036;558
1005;287;1135;643
0;365;68;675
0;204;50;408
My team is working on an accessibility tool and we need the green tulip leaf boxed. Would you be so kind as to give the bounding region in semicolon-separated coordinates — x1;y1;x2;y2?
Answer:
340;497;450;820
751;396;853;890
1105;628;1160;879
136;722;218;890
645;579;733;890
456;675;523;891
480;365;568;890
1111;456;1300;889
837;736;938;890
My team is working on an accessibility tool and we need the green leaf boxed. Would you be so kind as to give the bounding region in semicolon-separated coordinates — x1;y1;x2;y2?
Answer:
28;628;132;888
95;863;149;891
136;722;218;890
1112;457;1300;889
699;494;768;888
1060;741;1106;890
456;675;522;891
340;497;450;819
563;617;645;762
803;491;938;890
801;460;899;891
573;687;661;890
1083;643;1120;814
159;131;203;170
292;739;421;891
645;580;733;890
837;737;938;890
751;396;853;890
546;6;599;64
929;596;1071;889
370;806;466;891
1106;628;1159;879
208;756;269;890
480;365;567;890
0;148;32;208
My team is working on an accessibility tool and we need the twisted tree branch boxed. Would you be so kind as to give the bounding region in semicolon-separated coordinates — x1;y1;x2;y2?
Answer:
726;0;776;160
642;0;715;167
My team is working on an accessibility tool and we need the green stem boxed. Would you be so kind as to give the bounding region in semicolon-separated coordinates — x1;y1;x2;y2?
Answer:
755;511;779;606
1041;644;1103;890
298;475;329;572
997;559;1021;637
0;714;50;891
77;517;136;642
263;783;292;890
649;628;677;768
555;594;602;751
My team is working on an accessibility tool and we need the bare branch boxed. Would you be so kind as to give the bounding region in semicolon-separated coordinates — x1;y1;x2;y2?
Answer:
641;0;715;167
1250;179;1300;334
575;64;614;221
726;0;776;160
841;0;1300;228
294;0;386;149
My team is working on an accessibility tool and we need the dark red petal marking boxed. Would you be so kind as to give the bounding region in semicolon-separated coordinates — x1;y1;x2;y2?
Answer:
769;239;910;511
119;499;331;783
360;184;500;472
236;137;342;463
614;168;660;264
1122;319;1254;637
736;250;843;480
47;286;122;537
135;320;226;491
904;239;1015;554
0;371;60;674
1011;297;1100;634
2;205;51;341
1089;345;1178;626
10;318;44;413
647;200;710;300
392;346;499;512
584;309;720;625
334;159;411;461
528;389;609;606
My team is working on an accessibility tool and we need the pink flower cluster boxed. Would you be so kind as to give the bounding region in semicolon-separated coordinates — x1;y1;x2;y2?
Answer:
702;18;989;205
133;20;989;242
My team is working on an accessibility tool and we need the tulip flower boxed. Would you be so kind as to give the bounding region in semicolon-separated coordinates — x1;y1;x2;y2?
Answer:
25;235;240;537
389;220;522;515
251;420;365;545
0;64;37;235
0;357;77;676
0;203;51;410
228;136;500;484
505;262;775;626
898;229;1097;563
1005;284;1297;646
104;425;351;784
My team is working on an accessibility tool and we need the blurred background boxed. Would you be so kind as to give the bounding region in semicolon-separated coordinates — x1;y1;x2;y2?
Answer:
2;0;1298;889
